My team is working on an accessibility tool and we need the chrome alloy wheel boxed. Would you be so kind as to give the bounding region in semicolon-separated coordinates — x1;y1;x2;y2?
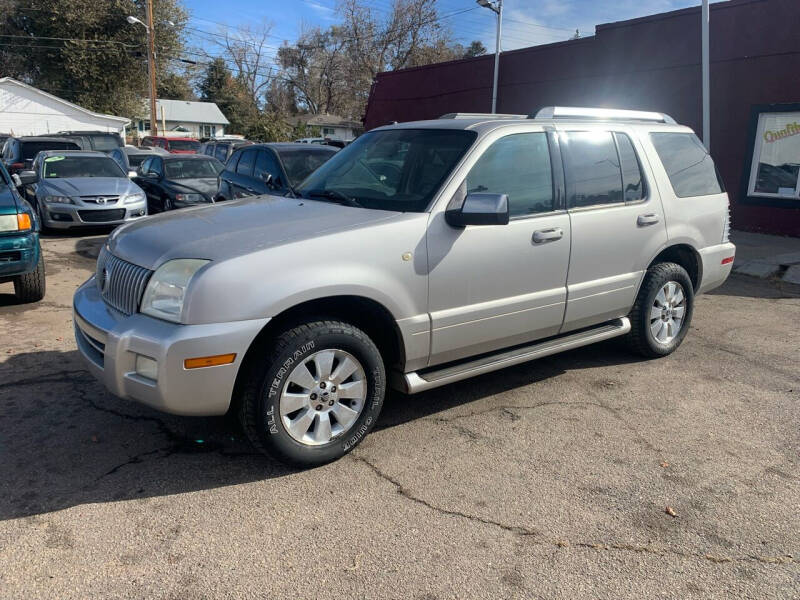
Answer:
280;349;367;446
650;281;686;344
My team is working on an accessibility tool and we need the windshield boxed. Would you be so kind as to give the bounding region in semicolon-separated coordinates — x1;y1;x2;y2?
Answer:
164;158;223;179
276;147;337;186
21;141;79;160
91;134;122;151
168;140;200;151
296;129;476;212
42;156;125;179
127;153;152;168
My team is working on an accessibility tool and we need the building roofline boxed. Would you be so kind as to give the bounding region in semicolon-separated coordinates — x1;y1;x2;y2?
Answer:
0;77;130;125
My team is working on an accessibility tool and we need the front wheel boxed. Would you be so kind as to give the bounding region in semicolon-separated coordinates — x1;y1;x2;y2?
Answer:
238;320;386;467
627;262;694;358
14;251;46;303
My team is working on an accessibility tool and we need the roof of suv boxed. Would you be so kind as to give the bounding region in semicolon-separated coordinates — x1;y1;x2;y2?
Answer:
13;136;83;143
38;150;109;158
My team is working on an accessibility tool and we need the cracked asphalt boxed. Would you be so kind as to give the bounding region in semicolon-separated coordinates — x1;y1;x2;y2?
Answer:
1;231;799;599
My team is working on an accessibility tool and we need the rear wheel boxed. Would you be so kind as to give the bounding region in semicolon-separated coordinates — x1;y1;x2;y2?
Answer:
238;320;386;467
627;262;693;358
14;251;46;303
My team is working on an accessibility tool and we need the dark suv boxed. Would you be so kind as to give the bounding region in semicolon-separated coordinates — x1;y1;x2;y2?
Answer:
1;136;81;174
51;131;124;153
217;143;337;199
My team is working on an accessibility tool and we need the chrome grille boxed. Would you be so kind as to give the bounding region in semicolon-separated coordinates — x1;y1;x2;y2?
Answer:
96;248;152;315
80;196;119;205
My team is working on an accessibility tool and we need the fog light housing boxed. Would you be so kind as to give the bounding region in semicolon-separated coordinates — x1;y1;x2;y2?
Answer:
135;354;158;380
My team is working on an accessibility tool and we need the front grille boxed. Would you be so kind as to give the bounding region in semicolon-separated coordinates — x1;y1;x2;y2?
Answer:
79;209;126;223
96;249;152;315
0;251;22;263
80;196;120;205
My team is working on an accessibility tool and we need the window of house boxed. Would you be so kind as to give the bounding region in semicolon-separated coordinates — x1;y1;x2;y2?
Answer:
138;120;151;132
322;127;335;136
562;131;624;208
650;132;723;198
465;132;554;217
746;112;800;200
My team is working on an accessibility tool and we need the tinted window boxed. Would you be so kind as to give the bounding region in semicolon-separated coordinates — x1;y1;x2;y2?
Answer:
254;150;282;186
90;135;121;151
276;147;337;186
650;132;723;197
139;157;152;174
150;158;163;176
215;144;229;162
465;133;554;217
42;156;125;178
562;131;623;208
164;158;222;179
168;139;200;152
20;141;80;160
236;149;256;175
297;129;476;213
614;132;645;202
128;153;150;168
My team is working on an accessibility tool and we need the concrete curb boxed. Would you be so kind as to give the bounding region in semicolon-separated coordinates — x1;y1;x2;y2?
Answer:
733;252;800;283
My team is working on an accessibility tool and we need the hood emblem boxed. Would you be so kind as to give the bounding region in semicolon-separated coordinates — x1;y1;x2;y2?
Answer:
96;197;108;204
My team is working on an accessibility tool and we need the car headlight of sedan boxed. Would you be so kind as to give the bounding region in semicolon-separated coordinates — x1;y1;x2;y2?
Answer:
175;193;205;203
140;259;210;323
43;195;73;204
123;191;146;204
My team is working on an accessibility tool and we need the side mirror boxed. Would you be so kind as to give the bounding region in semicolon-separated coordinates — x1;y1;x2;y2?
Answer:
11;173;22;187
261;172;273;186
128;170;138;178
17;170;38;186
445;193;509;227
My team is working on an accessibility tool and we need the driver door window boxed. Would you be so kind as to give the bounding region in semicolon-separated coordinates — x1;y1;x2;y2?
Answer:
254;149;282;191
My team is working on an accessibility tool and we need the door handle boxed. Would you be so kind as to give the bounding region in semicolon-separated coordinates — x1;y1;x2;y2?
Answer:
637;213;661;226
532;227;564;243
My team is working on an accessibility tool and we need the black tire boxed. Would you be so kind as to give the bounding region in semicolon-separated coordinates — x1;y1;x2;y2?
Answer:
163;197;173;212
238;320;386;467
627;262;693;358
14;251;46;303
35;201;50;234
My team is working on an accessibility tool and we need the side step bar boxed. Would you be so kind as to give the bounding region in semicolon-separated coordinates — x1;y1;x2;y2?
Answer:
396;318;631;394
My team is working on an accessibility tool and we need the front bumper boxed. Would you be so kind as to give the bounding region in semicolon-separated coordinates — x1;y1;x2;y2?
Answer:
697;242;736;294
0;231;39;279
73;277;269;415
41;200;147;229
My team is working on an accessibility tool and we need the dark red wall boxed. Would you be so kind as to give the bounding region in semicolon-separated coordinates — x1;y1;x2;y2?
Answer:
364;0;800;236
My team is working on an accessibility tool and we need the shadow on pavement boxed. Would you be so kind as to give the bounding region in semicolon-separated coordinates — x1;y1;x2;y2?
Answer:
708;273;800;300
0;340;643;521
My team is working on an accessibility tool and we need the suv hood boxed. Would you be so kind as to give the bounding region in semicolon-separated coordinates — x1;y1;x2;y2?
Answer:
40;177;141;198
108;195;399;269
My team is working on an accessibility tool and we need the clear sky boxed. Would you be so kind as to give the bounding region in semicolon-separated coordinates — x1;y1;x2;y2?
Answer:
182;0;725;62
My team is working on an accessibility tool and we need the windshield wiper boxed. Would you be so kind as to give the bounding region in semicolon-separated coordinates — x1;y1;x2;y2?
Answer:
302;189;363;208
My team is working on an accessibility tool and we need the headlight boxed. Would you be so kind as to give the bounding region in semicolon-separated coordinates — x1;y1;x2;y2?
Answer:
0;213;31;232
140;259;210;323
175;193;204;203
43;195;73;204
123;191;146;204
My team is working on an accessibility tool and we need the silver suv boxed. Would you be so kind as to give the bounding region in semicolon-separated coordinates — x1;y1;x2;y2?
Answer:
73;107;736;466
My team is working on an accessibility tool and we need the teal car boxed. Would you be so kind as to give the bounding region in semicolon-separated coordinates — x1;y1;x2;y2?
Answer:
0;162;45;302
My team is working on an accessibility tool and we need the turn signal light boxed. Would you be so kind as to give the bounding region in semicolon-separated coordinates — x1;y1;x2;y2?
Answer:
17;213;32;231
184;353;236;369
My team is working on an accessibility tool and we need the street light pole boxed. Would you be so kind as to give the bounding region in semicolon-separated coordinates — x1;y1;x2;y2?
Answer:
145;0;158;136
477;0;503;114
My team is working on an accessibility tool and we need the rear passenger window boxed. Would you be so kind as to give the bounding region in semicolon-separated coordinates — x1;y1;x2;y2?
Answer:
562;131;623;208
236;150;256;175
465;133;554;217
215;144;228;162
650;132;723;197
614;133;645;202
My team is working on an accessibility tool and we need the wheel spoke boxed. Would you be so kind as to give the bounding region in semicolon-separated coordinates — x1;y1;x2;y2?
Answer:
650;319;663;337
331;356;359;384
672;306;685;320
650;305;662;321
288;407;315;439
655;288;667;307
332;402;359;429
280;392;309;416
313;350;336;381
337;380;365;399
287;362;317;390
673;288;684;305
655;321;668;342
313;413;332;444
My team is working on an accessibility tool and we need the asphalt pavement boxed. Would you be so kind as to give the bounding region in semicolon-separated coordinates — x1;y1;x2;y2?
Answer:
0;231;798;599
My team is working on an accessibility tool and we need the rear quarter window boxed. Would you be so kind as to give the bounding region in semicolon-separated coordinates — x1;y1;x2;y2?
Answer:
650;132;724;198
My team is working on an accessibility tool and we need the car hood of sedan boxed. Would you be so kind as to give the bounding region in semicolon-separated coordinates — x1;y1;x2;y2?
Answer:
107;195;399;270
39;177;142;198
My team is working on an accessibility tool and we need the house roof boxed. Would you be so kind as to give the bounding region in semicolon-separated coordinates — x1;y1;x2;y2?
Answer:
151;99;230;125
0;77;129;125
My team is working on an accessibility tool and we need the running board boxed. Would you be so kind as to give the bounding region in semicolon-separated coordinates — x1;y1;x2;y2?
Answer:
396;318;631;394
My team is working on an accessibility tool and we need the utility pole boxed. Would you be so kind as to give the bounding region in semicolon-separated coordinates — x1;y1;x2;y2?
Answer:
701;0;710;149
146;0;158;136
477;0;503;114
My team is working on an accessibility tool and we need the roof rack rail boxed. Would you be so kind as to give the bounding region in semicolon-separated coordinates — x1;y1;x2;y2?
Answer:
531;106;676;124
438;113;527;120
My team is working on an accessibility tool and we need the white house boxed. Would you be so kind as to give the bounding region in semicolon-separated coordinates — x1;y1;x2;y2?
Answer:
133;99;230;139
0;77;128;136
293;114;363;141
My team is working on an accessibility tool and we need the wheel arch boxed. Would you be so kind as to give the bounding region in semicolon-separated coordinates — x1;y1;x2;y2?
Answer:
643;243;703;292
230;294;405;412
